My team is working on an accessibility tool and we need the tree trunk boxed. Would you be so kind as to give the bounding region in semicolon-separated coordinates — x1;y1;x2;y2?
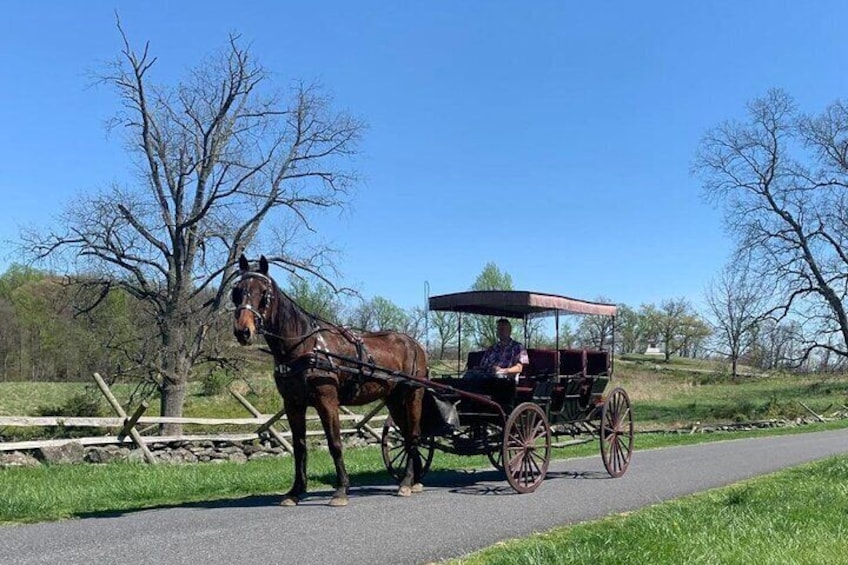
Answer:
158;318;192;436
160;377;187;436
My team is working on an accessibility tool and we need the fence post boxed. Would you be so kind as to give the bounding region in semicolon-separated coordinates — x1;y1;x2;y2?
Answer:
93;373;157;465
341;403;384;442
119;401;149;442
229;388;293;454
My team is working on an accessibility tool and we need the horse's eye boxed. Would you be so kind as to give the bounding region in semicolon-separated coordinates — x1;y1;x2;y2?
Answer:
231;288;243;304
259;291;269;309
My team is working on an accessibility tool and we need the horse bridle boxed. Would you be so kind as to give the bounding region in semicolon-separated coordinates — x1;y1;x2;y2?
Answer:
234;271;332;359
234;272;276;334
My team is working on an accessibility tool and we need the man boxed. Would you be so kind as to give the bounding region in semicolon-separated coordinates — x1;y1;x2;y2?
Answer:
474;318;529;378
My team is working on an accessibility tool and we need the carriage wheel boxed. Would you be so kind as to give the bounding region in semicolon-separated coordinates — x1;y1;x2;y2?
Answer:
502;402;551;493
599;387;634;478
381;415;435;482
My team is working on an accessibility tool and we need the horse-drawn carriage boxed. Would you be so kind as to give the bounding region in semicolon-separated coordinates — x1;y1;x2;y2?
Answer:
232;256;631;504
382;290;634;493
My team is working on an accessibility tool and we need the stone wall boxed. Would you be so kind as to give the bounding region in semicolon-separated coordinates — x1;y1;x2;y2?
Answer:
0;435;376;469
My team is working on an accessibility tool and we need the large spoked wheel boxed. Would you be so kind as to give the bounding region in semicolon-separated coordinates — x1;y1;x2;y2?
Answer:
381;415;435;482
599;387;634;478
502;402;551;493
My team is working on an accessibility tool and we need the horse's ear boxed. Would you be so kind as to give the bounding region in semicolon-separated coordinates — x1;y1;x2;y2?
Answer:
238;254;249;273
259;255;269;275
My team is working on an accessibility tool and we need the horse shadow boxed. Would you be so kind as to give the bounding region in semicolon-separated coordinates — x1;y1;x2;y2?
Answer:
73;466;611;521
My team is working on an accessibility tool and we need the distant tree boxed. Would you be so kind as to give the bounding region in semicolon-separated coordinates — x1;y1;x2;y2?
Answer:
705;260;769;377
286;275;345;324
576;296;616;350
677;313;712;359
403;306;427;343
654;298;693;362
469;262;513;348
0;298;17;380
430;310;458;360
749;319;804;371
694;88;848;366
523;316;550;349
616;304;664;355
348;296;408;332
22;22;362;433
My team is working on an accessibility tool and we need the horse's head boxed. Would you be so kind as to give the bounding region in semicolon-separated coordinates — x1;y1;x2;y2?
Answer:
232;254;276;345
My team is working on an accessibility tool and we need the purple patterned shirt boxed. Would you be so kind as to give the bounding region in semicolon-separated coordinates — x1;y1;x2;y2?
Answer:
480;339;529;370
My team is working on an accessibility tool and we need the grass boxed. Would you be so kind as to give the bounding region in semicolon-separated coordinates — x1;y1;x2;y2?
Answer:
447;454;848;565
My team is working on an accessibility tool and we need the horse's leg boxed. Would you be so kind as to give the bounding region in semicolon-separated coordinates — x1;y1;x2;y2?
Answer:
409;386;426;494
281;396;308;507
312;384;349;507
398;387;424;496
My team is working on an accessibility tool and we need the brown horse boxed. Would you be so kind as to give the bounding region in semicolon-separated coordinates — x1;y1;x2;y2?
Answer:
231;255;428;506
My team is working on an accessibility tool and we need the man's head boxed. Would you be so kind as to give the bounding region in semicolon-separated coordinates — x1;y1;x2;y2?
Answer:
496;318;512;342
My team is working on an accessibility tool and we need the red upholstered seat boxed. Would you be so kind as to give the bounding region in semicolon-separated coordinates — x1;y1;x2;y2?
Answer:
559;349;586;376
586;350;610;375
524;348;557;377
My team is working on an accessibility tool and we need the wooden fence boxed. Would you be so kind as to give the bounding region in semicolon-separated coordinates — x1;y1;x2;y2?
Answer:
0;373;387;463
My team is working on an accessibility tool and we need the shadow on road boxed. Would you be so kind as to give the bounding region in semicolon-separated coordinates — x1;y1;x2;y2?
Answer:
72;465;612;521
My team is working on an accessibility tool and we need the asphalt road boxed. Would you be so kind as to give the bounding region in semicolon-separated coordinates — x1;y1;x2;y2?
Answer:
2;429;847;565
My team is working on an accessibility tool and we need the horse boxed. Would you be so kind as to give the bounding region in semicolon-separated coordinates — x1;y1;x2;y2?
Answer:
231;254;428;506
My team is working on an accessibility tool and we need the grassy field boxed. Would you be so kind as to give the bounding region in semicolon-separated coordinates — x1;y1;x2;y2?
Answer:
3;358;847;425
447;454;848;565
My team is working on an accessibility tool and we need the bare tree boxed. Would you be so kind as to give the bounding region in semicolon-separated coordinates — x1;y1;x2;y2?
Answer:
694;89;848;365
23;21;363;433
577;296;616;350
705;259;769;377
430;310;458;360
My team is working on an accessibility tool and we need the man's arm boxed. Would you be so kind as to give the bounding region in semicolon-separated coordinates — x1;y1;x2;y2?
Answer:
496;362;523;375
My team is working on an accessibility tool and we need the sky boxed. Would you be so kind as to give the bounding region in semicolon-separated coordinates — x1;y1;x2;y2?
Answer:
1;1;847;313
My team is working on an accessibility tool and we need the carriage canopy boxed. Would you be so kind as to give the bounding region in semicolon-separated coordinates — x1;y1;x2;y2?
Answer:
428;290;617;319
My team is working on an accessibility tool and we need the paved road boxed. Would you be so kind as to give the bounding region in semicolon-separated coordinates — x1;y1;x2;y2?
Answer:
2;429;848;565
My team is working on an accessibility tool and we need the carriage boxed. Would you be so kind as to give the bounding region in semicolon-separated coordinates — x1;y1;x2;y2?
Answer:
381;290;634;493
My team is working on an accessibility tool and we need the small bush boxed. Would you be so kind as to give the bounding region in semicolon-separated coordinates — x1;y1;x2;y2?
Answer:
34;387;106;439
35;388;105;418
199;371;231;397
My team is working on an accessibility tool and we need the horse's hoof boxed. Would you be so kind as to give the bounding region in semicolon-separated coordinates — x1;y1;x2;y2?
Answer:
411;483;424;493
397;485;412;497
280;495;299;507
328;495;349;507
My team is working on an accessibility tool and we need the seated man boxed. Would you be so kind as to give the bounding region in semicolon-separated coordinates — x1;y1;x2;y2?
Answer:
467;318;529;379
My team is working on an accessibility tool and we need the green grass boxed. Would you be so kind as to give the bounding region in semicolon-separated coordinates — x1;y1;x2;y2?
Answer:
447;454;848;565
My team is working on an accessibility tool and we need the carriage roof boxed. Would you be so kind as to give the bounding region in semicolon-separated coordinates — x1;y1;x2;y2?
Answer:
428;290;617;318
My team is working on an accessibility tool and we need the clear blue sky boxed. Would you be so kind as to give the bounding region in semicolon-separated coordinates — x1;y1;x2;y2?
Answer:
1;1;846;311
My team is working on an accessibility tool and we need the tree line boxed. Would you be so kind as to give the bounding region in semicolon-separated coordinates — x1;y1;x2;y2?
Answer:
1;260;830;385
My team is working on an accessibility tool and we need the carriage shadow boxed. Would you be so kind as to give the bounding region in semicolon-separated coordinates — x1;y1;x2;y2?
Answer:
422;466;611;496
